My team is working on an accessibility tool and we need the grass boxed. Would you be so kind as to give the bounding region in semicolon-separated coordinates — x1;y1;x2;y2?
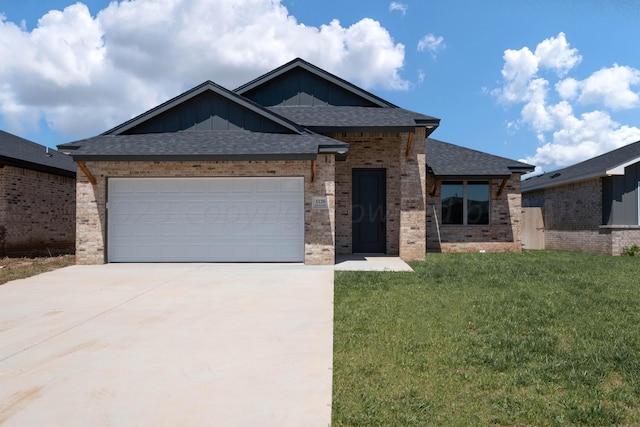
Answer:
0;255;75;285
332;251;640;426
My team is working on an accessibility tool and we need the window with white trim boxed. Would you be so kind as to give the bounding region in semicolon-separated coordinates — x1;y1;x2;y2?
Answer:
441;181;490;225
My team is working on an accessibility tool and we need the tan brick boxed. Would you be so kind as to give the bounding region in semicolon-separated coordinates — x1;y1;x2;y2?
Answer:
75;158;335;265
426;173;525;253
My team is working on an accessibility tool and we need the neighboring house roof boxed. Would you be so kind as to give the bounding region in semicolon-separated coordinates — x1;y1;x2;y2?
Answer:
268;106;439;133
522;140;640;192
58;130;347;161
427;138;534;179
234;58;397;108
0;130;75;178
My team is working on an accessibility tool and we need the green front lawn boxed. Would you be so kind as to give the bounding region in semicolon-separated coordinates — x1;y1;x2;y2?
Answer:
332;251;640;426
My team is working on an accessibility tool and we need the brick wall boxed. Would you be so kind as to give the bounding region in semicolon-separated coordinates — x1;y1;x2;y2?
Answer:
0;165;75;257
523;178;612;254
608;226;640;255
75;157;335;265
330;129;426;261
524;178;602;231
426;173;524;253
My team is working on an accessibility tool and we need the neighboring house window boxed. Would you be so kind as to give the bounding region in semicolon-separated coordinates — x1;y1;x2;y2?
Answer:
441;181;490;225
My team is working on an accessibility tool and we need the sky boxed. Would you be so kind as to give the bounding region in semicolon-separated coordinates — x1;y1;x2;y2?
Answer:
1;0;640;173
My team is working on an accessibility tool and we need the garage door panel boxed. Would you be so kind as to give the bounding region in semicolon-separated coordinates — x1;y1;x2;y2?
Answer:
108;177;304;262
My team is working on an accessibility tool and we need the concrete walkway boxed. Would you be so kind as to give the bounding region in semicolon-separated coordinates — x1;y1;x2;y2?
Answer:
334;255;414;272
0;263;334;427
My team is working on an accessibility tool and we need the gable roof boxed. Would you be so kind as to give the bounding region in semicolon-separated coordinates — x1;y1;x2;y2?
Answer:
58;130;346;161
102;80;308;136
0;130;75;177
234;58;397;108
426;138;534;179
522;140;640;192
268;105;439;133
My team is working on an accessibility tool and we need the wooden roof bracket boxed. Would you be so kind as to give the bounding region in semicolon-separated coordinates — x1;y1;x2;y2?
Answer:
77;161;97;185
405;132;414;157
430;180;440;197
497;178;508;197
311;160;316;183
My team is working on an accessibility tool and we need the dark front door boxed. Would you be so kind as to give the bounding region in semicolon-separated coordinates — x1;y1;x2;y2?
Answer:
352;169;386;253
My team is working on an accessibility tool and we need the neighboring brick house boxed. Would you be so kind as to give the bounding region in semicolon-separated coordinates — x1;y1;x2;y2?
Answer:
58;58;532;264
522;140;640;255
426;138;534;252
0;130;76;257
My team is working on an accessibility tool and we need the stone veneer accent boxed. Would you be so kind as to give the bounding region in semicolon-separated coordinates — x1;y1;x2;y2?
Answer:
0;165;75;257
330;128;426;261
75;156;335;265
426;173;524;253
523;178;640;255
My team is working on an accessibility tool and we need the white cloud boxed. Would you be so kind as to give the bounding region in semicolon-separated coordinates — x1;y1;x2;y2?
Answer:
495;46;539;103
389;2;408;15
417;33;445;58
523;109;640;167
577;64;640;109
0;0;409;139
534;32;581;76
555;77;580;100
493;32;640;170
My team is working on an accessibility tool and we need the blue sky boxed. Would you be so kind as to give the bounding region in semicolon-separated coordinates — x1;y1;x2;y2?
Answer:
1;0;639;172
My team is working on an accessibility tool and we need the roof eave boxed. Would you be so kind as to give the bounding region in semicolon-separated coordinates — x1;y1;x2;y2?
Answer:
432;174;512;180
522;171;606;192
309;125;417;133
508;166;536;174
606;155;640;175
68;153;319;162
0;156;76;178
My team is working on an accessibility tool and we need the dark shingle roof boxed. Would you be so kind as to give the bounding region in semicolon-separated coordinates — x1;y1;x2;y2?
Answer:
427;138;534;179
58;130;348;161
235;57;398;108
0;130;75;177
268;106;440;132
522;140;640;192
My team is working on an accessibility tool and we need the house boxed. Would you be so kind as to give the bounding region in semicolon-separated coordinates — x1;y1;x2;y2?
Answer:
0;130;76;257
426;138;534;252
59;58;532;264
522;140;640;255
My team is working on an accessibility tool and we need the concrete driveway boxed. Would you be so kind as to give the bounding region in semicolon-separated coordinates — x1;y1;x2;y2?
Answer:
0;263;334;426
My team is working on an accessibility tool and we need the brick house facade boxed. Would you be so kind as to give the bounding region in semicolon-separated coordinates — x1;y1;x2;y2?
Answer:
522;140;640;255
427;174;525;253
0;131;76;257
425;138;534;253
61;59;532;264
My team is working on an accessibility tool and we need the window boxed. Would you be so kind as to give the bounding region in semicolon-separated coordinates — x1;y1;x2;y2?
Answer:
441;181;490;225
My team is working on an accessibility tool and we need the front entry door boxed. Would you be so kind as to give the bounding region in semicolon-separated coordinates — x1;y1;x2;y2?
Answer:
352;169;386;253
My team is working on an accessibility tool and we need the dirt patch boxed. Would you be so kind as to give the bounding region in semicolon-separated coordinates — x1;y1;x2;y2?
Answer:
0;255;75;285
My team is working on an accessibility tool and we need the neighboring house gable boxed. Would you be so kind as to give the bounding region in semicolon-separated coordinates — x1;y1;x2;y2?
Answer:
0;130;76;257
426;138;534;252
522;140;640;255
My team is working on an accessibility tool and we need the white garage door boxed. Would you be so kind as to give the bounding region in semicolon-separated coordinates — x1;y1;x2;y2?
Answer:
107;177;304;262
